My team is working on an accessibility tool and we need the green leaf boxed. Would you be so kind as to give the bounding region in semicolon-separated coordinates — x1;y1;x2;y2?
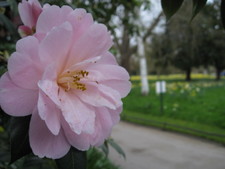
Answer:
191;0;208;21
22;155;56;169
0;151;10;162
7;0;18;16
108;139;126;159
56;147;87;169
0;13;18;36
10;116;32;164
221;0;225;28
161;0;184;20
99;141;109;157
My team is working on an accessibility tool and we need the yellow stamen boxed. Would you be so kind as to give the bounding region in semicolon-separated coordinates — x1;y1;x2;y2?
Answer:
58;70;89;92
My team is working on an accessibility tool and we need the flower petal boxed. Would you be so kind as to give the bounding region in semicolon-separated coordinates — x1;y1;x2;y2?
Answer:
66;52;117;72
8;52;42;90
102;80;131;98
62;107;115;150
36;5;60;33
62;119;91;151
37;64;60;105
29;108;70;159
66;8;93;42
38;79;60;105
96;84;122;108
31;0;42;22
91;107;113;146
59;91;95;135
8;37;42;90
67;23;112;65
76;84;118;110
37;90;61;135
0;73;38;116
16;36;40;62
18;0;42;28
87;64;130;82
39;22;73;68
37;68;62;135
36;5;72;34
108;106;123;125
97;52;118;65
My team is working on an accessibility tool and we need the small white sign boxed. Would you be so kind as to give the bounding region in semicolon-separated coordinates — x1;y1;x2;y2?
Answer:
156;81;166;94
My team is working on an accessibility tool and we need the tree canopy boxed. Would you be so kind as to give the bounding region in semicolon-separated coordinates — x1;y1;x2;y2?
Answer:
150;0;225;80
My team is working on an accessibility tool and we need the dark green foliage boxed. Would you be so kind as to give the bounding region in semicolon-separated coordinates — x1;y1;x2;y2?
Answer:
221;0;225;28
0;1;20;43
0;113;57;169
152;1;200;81
151;1;225;81
0;127;11;168
9;116;32;164
150;32;173;75
161;0;184;20
0;14;18;38
56;148;86;169
196;2;225;80
7;0;18;16
87;148;120;169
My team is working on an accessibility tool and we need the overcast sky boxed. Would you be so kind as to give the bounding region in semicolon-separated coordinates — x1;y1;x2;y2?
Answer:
141;1;162;28
140;1;164;34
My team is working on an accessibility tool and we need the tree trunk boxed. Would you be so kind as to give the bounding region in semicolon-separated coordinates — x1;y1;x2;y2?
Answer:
139;58;149;95
185;68;191;81
138;36;149;95
119;22;131;73
121;54;131;73
216;68;221;81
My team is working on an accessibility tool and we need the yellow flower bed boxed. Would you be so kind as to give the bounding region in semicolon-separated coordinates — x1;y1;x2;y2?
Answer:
131;74;215;81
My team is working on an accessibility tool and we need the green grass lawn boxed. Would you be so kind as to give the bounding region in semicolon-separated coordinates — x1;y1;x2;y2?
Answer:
122;77;225;144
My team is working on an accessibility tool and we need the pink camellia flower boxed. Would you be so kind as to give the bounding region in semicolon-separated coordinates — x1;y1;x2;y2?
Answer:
18;0;42;37
0;4;131;159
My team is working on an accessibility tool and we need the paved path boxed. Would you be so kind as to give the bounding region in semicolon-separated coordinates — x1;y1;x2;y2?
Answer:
109;122;225;169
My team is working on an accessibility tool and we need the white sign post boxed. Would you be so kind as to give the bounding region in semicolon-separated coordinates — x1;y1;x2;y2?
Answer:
156;81;166;115
156;81;166;94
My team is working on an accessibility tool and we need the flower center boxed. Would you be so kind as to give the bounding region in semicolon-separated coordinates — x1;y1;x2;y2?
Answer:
58;70;89;92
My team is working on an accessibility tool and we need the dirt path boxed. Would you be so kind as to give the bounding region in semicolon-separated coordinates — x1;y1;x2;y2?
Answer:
109;122;225;169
